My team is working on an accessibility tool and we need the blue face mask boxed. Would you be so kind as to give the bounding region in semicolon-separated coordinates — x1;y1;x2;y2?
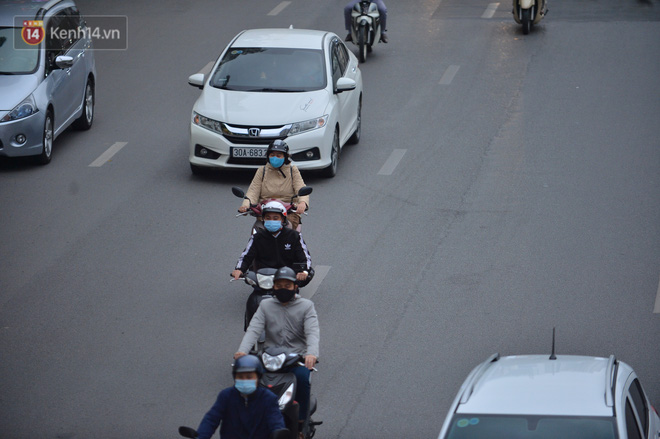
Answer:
269;156;285;168
235;379;257;395
264;220;282;233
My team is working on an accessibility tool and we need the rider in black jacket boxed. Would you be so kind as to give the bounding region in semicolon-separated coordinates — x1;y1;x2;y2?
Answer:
232;200;312;282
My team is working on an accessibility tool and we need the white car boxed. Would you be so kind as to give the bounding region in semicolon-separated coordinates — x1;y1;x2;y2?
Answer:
438;353;660;439
187;28;363;178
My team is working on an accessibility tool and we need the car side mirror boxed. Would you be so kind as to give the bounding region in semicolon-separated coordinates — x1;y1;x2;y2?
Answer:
335;77;356;94
54;55;74;70
188;73;205;89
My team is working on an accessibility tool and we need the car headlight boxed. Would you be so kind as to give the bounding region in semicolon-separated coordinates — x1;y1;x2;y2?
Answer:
193;112;226;135
256;273;274;290
288;115;328;136
278;383;295;410
1;95;38;122
262;352;286;372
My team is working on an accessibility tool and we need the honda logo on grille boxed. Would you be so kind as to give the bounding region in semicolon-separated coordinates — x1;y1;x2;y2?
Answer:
248;128;261;137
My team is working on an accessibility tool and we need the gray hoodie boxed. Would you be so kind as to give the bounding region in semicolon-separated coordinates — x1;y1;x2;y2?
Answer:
238;295;320;358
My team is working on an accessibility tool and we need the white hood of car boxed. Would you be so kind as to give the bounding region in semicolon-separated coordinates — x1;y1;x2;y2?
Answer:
195;87;330;125
0;75;38;111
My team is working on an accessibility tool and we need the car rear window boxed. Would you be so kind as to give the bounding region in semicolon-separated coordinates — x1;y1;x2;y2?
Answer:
210;47;326;92
445;414;617;439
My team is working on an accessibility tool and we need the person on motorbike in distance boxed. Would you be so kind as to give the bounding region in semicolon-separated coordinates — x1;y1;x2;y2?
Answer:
344;0;388;43
238;139;310;231
234;267;320;437
194;355;286;439
232;200;312;283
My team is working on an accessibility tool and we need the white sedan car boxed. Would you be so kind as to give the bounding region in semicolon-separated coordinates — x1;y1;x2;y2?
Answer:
438;353;660;439
188;28;363;178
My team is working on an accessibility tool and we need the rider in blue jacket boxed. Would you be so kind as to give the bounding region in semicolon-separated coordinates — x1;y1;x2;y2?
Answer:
196;355;285;439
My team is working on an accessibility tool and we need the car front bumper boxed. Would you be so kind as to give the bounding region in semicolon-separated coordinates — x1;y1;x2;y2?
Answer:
0;111;46;158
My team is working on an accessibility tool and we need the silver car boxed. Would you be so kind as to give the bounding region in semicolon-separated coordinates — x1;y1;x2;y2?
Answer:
438;353;660;439
0;0;96;164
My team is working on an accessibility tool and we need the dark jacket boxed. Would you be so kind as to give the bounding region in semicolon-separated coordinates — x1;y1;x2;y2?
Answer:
235;227;312;274
196;386;285;439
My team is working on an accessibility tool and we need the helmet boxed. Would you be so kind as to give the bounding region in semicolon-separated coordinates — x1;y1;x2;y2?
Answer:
274;266;297;283
261;200;287;220
266;140;290;164
233;355;264;378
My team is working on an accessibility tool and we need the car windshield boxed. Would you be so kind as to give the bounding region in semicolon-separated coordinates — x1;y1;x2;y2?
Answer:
0;27;40;74
445;414;617;439
210;47;326;92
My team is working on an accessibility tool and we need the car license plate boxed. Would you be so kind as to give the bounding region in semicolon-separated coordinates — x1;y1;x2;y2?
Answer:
231;147;267;158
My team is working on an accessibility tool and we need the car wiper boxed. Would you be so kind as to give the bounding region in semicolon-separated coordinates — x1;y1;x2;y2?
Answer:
246;88;299;92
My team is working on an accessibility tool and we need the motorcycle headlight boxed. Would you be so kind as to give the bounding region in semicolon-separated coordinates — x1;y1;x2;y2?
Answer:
278;383;295;410
288;115;327;136
256;273;274;290
192;112;226;135
262;352;286;372
1;95;38;122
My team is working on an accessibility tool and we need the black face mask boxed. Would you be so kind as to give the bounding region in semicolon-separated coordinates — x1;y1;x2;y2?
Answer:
274;288;295;303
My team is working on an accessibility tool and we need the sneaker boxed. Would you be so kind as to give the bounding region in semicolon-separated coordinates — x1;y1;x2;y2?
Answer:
380;32;388;43
345;33;352;42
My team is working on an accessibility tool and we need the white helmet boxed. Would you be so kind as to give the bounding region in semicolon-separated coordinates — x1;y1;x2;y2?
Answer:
261;200;287;221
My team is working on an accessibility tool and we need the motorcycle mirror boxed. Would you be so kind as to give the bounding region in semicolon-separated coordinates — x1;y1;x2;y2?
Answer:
178;426;198;438
297;186;313;197
231;187;246;198
270;428;290;439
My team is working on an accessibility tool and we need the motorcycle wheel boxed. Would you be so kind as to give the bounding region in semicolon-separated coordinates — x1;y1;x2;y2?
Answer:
521;8;531;34
358;25;367;63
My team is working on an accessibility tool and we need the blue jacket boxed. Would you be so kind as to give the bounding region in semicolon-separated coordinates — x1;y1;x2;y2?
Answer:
196;386;285;439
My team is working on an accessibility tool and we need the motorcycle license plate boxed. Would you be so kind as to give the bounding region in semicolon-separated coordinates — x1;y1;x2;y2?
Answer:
231;147;267;158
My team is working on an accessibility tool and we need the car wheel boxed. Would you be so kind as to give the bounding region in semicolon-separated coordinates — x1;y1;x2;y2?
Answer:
321;128;339;178
73;79;94;130
348;97;361;145
190;163;208;176
37;112;53;165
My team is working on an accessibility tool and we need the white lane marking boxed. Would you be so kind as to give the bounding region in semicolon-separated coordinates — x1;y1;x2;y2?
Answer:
438;65;460;85
654;275;660;313
301;265;331;299
268;1;291;16
378;149;407;175
89;142;128;167
482;2;500;19
198;61;215;76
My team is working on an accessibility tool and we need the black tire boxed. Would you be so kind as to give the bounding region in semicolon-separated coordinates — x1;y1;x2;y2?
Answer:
521;8;531;34
358;25;367;63
37;112;53;165
321;129;339;178
190;163;207;176
73;78;94;130
347;97;361;145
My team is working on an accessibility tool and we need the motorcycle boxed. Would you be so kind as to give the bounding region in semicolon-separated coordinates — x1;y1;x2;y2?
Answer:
179;425;289;439
260;348;322;439
232;186;313;233
349;0;382;63
512;0;547;35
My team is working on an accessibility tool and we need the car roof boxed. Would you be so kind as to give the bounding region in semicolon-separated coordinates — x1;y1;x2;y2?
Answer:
456;355;615;417
231;28;332;50
0;0;68;27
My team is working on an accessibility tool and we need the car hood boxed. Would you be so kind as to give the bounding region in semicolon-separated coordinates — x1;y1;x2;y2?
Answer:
194;87;330;125
0;75;38;111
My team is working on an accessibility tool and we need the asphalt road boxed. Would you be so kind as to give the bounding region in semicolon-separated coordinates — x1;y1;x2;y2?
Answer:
1;0;659;438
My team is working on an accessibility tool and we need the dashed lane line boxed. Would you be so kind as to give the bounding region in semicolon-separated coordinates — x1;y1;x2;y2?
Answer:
654;275;660;313
439;65;460;85
89;142;127;167
378;149;407;175
301;265;331;300
482;2;500;19
268;1;291;16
